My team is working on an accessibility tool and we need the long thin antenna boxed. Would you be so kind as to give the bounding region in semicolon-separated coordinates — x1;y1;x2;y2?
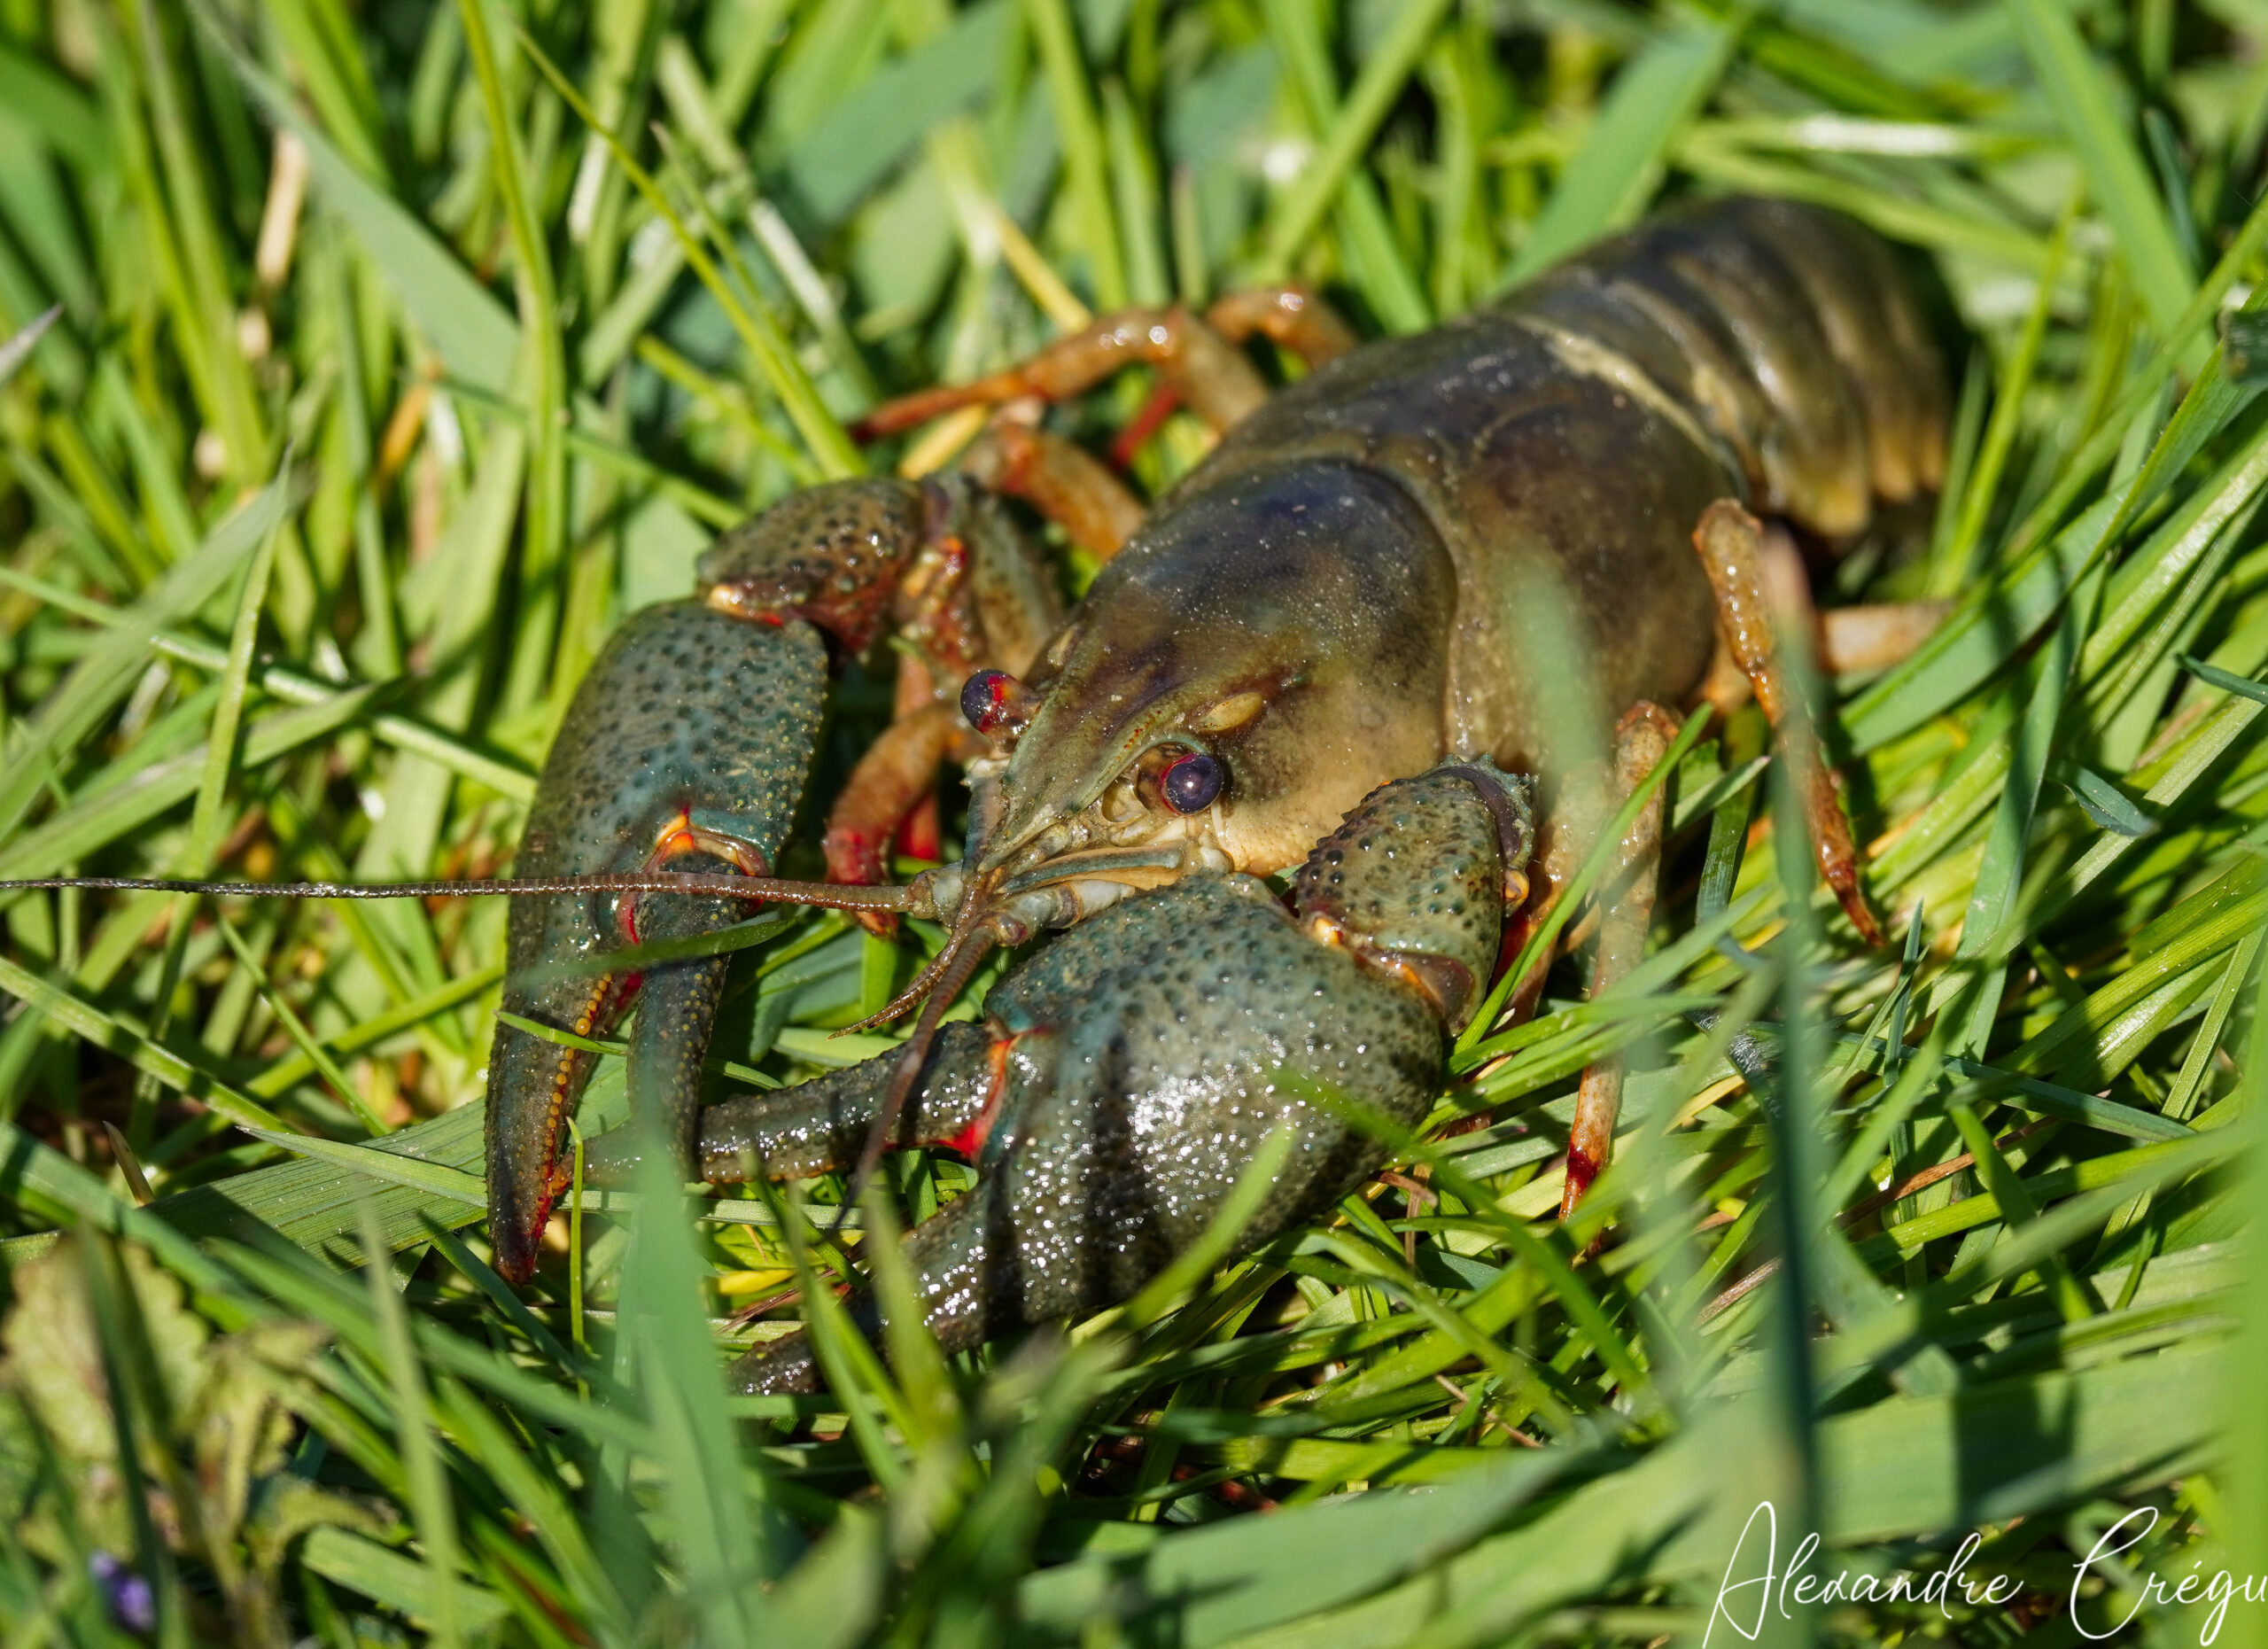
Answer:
833;927;998;1230
835;934;972;1035
0;873;916;911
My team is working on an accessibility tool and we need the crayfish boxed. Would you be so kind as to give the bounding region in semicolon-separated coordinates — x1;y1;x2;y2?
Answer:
10;198;1949;1393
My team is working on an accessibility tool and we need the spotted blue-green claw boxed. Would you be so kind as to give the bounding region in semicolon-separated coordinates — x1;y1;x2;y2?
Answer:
485;601;827;1284
658;760;1535;1393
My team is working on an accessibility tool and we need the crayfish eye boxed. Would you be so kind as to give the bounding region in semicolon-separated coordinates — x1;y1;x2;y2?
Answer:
1159;751;1223;814
960;670;1008;730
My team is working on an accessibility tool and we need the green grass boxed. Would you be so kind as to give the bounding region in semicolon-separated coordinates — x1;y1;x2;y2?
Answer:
0;0;2264;1643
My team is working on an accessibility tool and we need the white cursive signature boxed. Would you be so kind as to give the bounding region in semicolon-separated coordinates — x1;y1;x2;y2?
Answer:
2070;1507;2268;1645
1705;1501;2004;1645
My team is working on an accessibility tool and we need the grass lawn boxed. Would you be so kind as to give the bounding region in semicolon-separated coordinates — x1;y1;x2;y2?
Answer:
0;0;2264;1643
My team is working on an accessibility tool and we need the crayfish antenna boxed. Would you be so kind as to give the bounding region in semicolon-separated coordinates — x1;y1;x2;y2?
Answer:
835;937;972;1037
0;872;920;912
834;926;998;1228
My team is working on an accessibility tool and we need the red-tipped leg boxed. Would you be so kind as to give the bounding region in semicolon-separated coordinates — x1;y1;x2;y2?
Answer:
824;703;968;935
1560;703;1675;1220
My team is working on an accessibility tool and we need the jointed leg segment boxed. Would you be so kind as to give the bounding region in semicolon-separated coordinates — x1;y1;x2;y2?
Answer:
858;307;1271;438
1554;501;1902;1221
857;285;1355;446
1691;499;1883;946
1204;284;1358;366
854;284;1354;563
1819;601;1949;675
1559;703;1675;1217
823;701;972;898
1703;521;1951;688
960;418;1146;559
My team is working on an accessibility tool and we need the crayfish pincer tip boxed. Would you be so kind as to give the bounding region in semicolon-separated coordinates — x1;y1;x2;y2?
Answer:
485;1195;547;1287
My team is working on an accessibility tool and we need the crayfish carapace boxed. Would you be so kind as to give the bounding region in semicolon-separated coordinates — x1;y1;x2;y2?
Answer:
5;198;1947;1390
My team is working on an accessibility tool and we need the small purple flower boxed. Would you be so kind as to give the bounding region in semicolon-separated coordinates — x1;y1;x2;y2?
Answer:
88;1552;156;1635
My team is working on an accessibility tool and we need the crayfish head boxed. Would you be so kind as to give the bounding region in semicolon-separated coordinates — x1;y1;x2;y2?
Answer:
961;462;1455;903
1291;759;1536;1032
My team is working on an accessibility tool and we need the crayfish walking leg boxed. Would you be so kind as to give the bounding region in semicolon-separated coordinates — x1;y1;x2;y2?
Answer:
1559;704;1678;1218
1692;499;1883;946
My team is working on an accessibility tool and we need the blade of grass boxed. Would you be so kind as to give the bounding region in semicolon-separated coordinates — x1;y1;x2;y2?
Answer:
1103;80;1169;308
622;1121;792;1636
1023;0;1125;310
246;963;503;1101
515;24;861;480
1947;568;2102;1049
444;373;747;526
1257;0;1429;331
214;914;389;1135
244;1129;484;1208
1255;0;1451;287
1940;199;2075;591
2005;0;2194;344
194;4;519;392
1503;11;1743;286
0;689;381;882
353;1197;462;1649
77;1225;191;1648
2165;931;2260;1122
126;0;265;478
0;302;58;384
0;477;284;847
0;953;292;1135
145;465;283;1000
0;562;534;802
454;0;565;717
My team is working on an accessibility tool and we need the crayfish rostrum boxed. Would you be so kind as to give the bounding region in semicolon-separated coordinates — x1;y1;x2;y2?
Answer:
12;198;1947;1392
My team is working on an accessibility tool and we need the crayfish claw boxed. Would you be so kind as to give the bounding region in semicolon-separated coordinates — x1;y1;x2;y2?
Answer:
624;864;747;1171
486;602;827;1283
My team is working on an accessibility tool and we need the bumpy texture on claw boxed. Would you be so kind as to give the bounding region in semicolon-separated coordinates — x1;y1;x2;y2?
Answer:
485;603;827;1284
726;876;1447;1392
633;761;1534;1393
